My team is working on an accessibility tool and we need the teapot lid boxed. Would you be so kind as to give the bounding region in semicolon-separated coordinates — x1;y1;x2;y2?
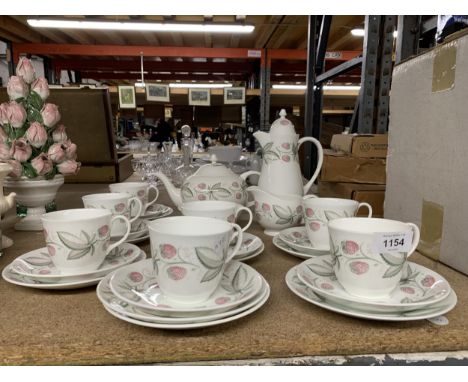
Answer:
270;109;296;136
194;154;238;178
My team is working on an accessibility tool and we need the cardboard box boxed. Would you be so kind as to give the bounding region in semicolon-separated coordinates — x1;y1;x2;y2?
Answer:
318;181;386;217
330;134;388;158
320;150;386;184
384;30;468;275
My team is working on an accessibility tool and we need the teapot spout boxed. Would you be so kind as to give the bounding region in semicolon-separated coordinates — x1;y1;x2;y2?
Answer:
155;172;182;209
253;131;270;148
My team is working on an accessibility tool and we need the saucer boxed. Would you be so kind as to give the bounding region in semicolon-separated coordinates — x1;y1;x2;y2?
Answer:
102;283;269;330
273;235;327;259
296;255;452;313
2;251;146;290
234;243;264;262
125;232;150;244
286;266;457;322
229;233;263;257
141;204;173;220
279;227;329;254
98;271;269;324
109;259;263;315
10;243;141;281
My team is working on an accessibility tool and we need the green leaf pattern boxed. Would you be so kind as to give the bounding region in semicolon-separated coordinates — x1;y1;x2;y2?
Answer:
261;140;299;164
255;203;302;226
180;180;247;202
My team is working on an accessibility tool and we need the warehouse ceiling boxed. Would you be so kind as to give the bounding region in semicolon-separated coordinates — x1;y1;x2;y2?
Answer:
0;15;365;85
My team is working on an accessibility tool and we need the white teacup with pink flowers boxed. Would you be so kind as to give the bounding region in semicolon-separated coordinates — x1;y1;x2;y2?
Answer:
147;216;243;305
41;209;131;274
328;217;420;299
82;193;143;237
302;196;372;250
180;200;253;232
109;182;159;211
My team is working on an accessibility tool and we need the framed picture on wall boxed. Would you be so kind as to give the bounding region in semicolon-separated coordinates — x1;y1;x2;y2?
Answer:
146;83;170;102
189;88;211;106
118;85;136;109
224;87;245;104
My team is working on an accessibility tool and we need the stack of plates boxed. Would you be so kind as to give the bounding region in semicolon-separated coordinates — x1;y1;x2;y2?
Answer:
285;254;457;321
97;259;270;329
2;243;146;290
230;232;264;262
273;227;329;259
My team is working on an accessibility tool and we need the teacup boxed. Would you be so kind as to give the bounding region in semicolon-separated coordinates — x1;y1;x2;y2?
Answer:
41;208;131;274
180;200;253;232
302;196;372;250
147;216;243;304
82;193;143;237
109;182;159;212
328;217;420;299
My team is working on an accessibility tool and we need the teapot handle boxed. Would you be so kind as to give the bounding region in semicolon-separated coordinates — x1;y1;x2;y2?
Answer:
297;137;324;195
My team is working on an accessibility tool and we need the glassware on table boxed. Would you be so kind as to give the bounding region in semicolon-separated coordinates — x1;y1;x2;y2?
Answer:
173;125;199;188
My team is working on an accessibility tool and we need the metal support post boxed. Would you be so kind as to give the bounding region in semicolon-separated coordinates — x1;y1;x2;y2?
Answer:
259;52;269;131
395;16;421;64
304;15;318;179
5;41;15;76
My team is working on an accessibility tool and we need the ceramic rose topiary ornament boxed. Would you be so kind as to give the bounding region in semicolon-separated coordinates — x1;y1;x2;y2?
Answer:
0;57;80;179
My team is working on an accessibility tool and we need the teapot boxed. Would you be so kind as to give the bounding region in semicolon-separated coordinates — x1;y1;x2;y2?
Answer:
250;109;324;196
156;156;252;210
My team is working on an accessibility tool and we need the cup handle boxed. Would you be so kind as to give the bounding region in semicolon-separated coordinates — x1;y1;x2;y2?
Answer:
303;194;319;200
227;224;243;262
406;223;421;258
146;185;159;209
128;197;143;223
356;202;373;218
235;206;253;232
106;215;131;255
298;137;324;195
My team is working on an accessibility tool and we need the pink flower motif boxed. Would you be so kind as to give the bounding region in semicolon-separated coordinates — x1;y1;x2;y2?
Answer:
244;239;253;246
342;240;359;255
215;297;231;305
160;244;177;259
254;201;259;209
292;231;302;238
129;272;143;283
125;249;133;257
320;282;334;290
280;120;290;126
197;183;207;190
309;221;321;232
114;203;126;213
167;266;187;281
39;269;51;275
137;189;145;198
227;214;235;223
421;275;436;288
296;205;303;213
305;208;314;218
262;203;270;212
235;192;242;200
47;245;56;256
43;229;48;240
401;286;415;294
232;181;239;188
281;142;291;150
349;261;369;275
198;194;207;201
282;155;290;162
98;225;109;238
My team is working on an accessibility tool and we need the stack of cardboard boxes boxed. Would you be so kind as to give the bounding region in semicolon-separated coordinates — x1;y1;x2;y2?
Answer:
318;134;388;218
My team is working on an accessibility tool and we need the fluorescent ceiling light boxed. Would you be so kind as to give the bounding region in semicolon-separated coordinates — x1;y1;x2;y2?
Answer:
27;19;255;33
169;83;232;88
352;28;398;38
272;84;361;91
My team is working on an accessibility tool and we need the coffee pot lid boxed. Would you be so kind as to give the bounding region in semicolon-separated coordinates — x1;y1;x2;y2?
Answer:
193;154;238;178
270;109;296;136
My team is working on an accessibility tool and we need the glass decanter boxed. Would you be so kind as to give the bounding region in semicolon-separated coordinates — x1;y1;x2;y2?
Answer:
173;125;199;187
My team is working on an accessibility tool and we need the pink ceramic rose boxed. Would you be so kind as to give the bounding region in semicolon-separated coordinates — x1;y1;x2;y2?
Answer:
63;140;77;160
52;125;67;143
16;57;36;84
47;143;66;163
57;159;81;175
0;143;10;160
7;101;27;128
6;159;22;178
31;153;53;176
31;77;50;100
10;138;32;162
0;103;9;124
7;76;28;100
26;122;48;148
41;103;61;127
0;127;8;143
